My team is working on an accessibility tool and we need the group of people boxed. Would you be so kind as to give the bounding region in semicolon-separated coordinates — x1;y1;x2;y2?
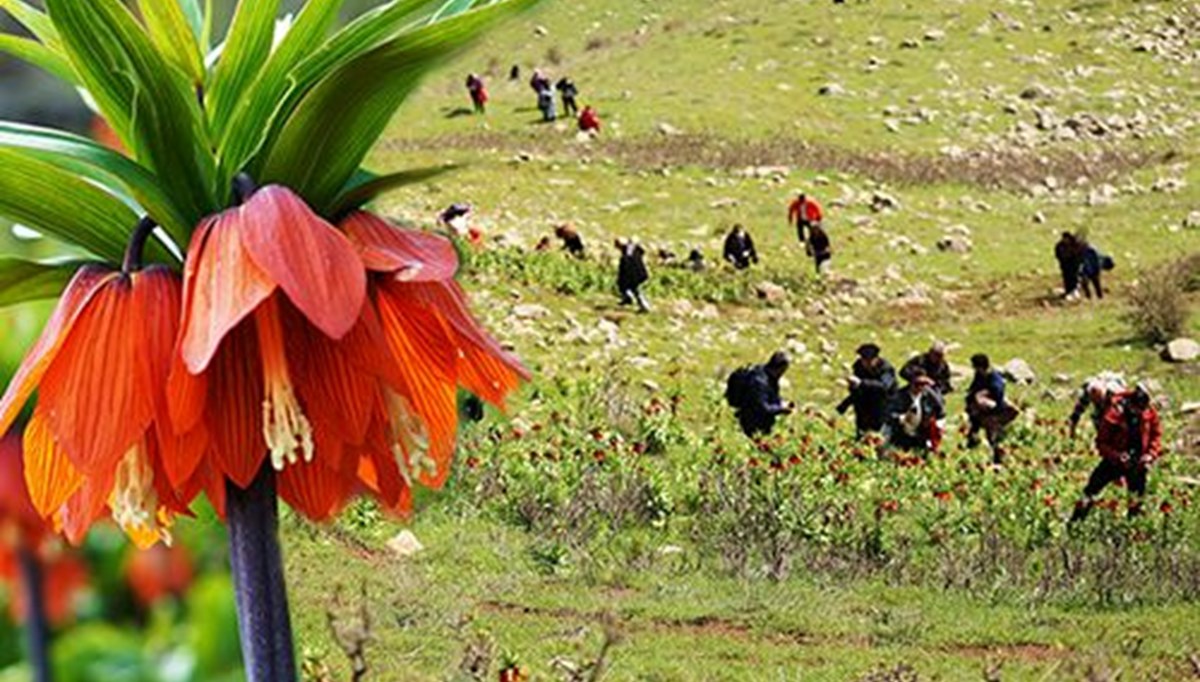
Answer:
1054;231;1113;300
727;348;1164;522
464;69;599;132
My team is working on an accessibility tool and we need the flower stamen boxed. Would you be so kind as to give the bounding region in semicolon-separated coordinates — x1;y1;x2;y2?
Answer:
255;298;314;470
109;444;172;549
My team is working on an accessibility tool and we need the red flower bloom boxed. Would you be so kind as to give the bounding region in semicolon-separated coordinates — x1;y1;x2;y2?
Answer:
0;266;189;547
125;543;194;607
2;550;88;627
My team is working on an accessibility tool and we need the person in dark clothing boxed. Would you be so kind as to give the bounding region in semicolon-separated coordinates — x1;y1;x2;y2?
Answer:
509;64;521;81
722;224;758;270
728;352;795;439
529;69;550;94
966;353;1019;464
808;223;832;274
615;238;650;312
556;77;579;117
537;87;557;122
465;73;488;114
687;248;706;272
554;224;585;258
1054;232;1083;299
900;342;953;396
1068;373;1126;439
837;343;898;437
1070;386;1162;521
1078;242;1106;300
884;374;945;452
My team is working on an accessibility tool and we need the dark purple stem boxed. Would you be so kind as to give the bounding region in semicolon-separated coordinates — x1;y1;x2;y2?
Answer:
226;466;297;682
232;173;258;205
121;217;158;274
17;546;51;682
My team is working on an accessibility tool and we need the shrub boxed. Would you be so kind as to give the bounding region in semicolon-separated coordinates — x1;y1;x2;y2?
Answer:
1125;259;1194;343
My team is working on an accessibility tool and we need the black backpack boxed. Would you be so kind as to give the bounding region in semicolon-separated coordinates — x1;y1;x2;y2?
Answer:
1100;254;1115;271
725;366;755;409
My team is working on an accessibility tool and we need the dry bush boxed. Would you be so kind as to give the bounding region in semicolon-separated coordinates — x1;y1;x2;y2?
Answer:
545;45;564;65
1125;256;1197;344
584;36;611;51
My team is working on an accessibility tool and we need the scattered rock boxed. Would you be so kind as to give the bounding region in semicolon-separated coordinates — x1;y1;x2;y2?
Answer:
1001;358;1037;384
923;29;946;42
657;122;684;137
1181;402;1200;415
533;25;548;36
709;197;739;209
513;303;551;320
1163;338;1200;363
818;82;846;96
936;235;973;254
870;191;900;213
755;281;788;304
386;530;424;558
900;38;920;49
1052;373;1074;385
1185;211;1200;230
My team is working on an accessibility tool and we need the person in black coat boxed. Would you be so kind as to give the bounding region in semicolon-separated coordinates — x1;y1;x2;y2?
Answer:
729;352;795;438
554;224;585;258
722;224;758;270
966;353;1019;464
900;342;953;396
615;238;650;312
556;76;580;117
809;223;832;274
1054;232;1083;299
884;374;946;452
837;343;898;437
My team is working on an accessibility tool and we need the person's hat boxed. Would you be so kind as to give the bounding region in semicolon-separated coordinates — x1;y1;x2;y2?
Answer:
856;343;881;359
912;375;935;389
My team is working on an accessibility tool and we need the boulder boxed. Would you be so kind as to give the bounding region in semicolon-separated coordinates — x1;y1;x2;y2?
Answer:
657;122;684;137
870;191;900;212
755;281;788;304
513;303;551;320
1163;338;1200;363
1001;358;1037;385
818;82;846;96
1181;402;1200;415
386;530;424;558
937;235;973;254
1184;211;1200;230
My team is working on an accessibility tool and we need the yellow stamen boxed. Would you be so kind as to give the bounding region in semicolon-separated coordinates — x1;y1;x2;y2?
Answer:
384;391;436;480
109;444;172;549
255;298;314;471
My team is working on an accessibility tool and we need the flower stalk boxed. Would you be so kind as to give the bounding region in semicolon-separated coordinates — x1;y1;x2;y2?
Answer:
17;545;52;682
121;217;158;274
226;466;297;682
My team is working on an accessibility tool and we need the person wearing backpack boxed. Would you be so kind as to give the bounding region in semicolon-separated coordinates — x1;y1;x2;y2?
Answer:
726;352;795;439
1078;240;1112;300
615;238;650;312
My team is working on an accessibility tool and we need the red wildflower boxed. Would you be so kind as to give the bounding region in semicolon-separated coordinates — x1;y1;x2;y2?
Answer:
0;266;190;547
125;543;194;607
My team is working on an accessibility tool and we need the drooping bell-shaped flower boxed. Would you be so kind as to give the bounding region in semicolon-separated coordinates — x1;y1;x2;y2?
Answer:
0;266;192;548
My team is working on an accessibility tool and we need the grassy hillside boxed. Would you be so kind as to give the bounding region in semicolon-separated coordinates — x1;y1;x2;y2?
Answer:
283;1;1200;680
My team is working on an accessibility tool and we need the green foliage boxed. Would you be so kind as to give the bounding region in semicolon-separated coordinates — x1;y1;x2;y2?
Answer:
0;257;89;307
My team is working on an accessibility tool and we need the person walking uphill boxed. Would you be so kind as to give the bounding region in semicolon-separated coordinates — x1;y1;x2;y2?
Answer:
615;238;650;312
788;192;824;247
1070;386;1162;521
837;343;898;437
1054;232;1083;299
556;76;580;117
465;73;488;114
726;352;795;439
965;354;1019;464
901;342;953;396
722;224;758;270
808;223;832;274
1078;239;1112;300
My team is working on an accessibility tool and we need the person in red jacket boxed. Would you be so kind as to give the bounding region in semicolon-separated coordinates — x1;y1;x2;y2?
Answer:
578;105;601;134
465;73;488;114
1070;386;1162;521
787;192;824;248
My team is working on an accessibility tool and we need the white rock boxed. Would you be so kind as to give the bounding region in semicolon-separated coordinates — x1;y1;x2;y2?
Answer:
657;122;684;137
386;530;424;558
1002;358;1037;384
513;303;551;320
1164;338;1199;363
937;235;973;254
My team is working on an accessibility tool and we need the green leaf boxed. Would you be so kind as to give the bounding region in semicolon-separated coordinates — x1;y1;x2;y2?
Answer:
216;0;343;186
262;0;537;211
46;0;218;227
0;122;192;246
138;0;206;83
179;0;204;42
0;149;138;263
0;0;61;49
205;0;282;141
0;34;76;83
0;257;90;308
330;164;461;217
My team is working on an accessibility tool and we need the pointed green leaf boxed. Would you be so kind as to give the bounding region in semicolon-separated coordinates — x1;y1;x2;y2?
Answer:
46;0;218;227
0;257;91;308
0;34;76;83
330;165;461;218
179;0;204;42
0;149;138;263
262;0;537;211
216;0;343;185
0;122;192;246
0;0;61;49
138;0;206;83
206;0;281;140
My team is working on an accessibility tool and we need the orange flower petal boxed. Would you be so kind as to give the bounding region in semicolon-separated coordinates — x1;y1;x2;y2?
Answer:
205;324;267;489
0;431;40;534
285;304;377;447
238;186;366;341
179;215;275;373
376;290;459;488
38;275;154;475
277;453;352;522
340;211;459;281
23;411;85;519
0;265;114;436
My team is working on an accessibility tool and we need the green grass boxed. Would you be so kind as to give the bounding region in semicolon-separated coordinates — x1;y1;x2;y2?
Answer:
277;0;1200;679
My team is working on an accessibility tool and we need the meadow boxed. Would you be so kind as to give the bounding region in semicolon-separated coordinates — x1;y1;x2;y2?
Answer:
276;0;1200;680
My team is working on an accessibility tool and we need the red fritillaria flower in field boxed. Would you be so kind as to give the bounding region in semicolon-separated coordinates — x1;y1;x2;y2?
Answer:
125;543;194;608
168;187;525;520
0;266;191;548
